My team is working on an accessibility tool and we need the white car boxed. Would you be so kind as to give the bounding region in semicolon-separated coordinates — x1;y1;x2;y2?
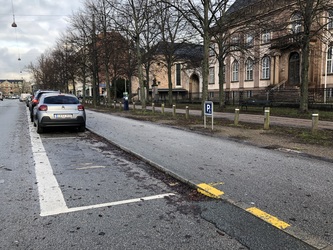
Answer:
33;93;86;133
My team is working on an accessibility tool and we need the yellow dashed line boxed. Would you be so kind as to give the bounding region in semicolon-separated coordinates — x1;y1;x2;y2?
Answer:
197;183;224;198
246;207;290;229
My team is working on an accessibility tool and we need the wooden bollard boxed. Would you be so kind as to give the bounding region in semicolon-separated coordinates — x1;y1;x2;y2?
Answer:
172;105;176;117
119;102;122;111
264;108;270;130
161;103;165;115
185;106;189;119
133;102;136;110
113;101;116;109
152;103;155;113
312;114;319;133
234;108;239;126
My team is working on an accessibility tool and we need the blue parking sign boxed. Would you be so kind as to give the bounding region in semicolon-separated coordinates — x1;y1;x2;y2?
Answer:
204;101;213;116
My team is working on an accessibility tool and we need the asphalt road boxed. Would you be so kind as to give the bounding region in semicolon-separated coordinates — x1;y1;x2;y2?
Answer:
86;109;333;249
1;100;248;250
0;100;331;249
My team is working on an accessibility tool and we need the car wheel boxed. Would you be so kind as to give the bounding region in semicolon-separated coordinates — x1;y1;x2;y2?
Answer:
36;120;43;134
78;125;85;132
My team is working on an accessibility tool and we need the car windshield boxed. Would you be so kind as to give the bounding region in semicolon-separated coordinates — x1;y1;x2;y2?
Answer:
44;96;79;104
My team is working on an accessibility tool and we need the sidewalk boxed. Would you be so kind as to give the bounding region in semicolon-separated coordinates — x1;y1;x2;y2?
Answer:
136;104;333;130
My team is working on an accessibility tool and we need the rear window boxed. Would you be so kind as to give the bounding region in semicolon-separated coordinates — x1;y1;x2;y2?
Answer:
44;96;79;104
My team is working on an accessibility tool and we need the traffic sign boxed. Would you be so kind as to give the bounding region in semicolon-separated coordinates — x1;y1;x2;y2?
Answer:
204;101;213;116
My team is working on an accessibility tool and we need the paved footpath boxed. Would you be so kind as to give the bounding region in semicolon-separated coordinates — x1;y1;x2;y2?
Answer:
140;104;333;130
86;107;333;250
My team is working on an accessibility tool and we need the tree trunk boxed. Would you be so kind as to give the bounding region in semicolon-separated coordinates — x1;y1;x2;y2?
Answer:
167;62;173;106
201;0;210;116
218;56;225;109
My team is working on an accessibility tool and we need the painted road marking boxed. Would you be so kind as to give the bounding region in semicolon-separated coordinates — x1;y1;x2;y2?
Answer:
29;118;68;217
27;110;175;217
246;207;290;229
197;183;224;198
43;193;176;216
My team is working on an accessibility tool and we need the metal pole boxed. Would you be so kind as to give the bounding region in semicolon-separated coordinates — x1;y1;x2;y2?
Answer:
324;45;328;103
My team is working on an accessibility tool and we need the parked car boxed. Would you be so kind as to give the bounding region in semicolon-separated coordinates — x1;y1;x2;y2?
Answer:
19;93;31;102
33;93;86;133
25;95;32;107
29;90;60;122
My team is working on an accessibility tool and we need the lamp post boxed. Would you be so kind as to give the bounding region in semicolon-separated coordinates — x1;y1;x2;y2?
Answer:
324;44;328;103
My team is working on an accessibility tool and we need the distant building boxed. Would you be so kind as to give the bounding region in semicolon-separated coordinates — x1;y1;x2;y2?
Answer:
0;79;25;97
131;42;204;102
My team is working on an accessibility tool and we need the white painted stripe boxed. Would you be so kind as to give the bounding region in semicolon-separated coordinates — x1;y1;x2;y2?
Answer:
44;137;78;140
28;110;69;216
27;109;176;217
42;193;176;216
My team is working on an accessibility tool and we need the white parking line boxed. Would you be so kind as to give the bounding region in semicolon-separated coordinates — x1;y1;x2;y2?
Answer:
42;193;176;216
27;110;175;217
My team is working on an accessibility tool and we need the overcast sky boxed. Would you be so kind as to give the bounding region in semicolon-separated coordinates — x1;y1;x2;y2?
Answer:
0;0;84;81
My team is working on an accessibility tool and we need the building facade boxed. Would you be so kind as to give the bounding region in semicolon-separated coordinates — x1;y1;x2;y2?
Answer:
0;79;27;97
131;43;203;103
209;0;333;104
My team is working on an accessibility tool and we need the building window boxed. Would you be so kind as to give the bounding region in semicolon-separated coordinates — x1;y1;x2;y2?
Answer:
262;56;270;79
327;46;333;73
209;44;215;57
231;36;240;51
329;11;333;29
261;31;271;43
245;34;254;47
291;12;302;33
232;60;239;82
245;58;254;81
176;63;181;86
209;67;215;84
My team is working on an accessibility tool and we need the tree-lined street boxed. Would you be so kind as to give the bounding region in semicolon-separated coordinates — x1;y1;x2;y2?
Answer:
1;100;248;249
2;99;332;249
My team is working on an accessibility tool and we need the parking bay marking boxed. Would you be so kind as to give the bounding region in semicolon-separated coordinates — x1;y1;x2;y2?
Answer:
28;110;175;216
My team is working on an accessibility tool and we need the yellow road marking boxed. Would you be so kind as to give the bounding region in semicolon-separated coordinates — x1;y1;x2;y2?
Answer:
246;207;290;229
197;183;224;198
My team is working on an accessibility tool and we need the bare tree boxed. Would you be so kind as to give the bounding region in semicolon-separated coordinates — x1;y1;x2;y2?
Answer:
162;0;230;115
295;0;333;112
155;1;194;106
111;0;158;109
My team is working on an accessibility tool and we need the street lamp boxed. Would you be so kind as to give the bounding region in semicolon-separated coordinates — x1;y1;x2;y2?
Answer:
11;20;17;27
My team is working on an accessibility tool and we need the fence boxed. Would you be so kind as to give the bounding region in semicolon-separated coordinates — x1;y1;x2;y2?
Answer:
84;88;333;109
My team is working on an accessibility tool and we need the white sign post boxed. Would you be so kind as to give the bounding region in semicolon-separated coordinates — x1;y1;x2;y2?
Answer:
204;101;213;130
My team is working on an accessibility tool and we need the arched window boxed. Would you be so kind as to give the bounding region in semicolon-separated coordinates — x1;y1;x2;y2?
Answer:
291;12;302;33
327;46;333;73
245;58;254;81
262;56;270;79
232;60;239;81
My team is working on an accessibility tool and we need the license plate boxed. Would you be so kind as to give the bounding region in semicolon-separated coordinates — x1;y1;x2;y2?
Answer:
54;114;73;119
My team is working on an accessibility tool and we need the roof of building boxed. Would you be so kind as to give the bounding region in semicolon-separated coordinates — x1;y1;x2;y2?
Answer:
155;42;203;62
0;79;23;84
227;0;259;14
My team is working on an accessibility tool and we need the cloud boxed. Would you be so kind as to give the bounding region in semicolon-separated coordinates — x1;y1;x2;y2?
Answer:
0;0;84;81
